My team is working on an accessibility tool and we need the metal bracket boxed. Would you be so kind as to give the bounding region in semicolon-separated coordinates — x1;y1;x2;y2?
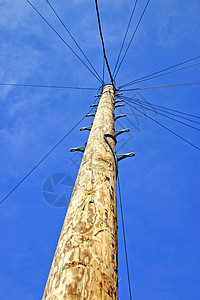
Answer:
86;113;96;117
114;114;127;121
115;104;124;109
70;146;85;153
117;152;135;162
80;126;92;131
104;134;135;176
115;99;124;104
90;104;98;107
115;92;122;97
115;128;130;137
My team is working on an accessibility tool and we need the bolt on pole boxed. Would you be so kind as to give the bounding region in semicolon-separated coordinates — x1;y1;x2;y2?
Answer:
43;85;118;299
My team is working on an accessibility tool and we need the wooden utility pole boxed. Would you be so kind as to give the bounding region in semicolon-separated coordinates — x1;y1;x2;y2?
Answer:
43;84;118;299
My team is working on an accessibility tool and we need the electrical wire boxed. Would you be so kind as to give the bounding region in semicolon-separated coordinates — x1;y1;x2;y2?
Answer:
113;0;138;76
0;108;94;206
120;82;200;91
119;55;200;88
114;0;151;79
124;100;200;151
26;0;102;83
122;96;200;124
45;0;102;83
117;174;132;300
0;83;97;90
119;62;200;88
124;98;200;132
103;55;105;85
94;0;115;87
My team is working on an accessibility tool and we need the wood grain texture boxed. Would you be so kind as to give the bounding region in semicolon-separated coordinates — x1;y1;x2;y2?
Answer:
43;85;118;299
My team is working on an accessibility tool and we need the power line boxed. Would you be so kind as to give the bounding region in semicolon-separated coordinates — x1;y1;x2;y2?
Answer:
0;108;94;206
124;98;200;132
45;0;102;83
119;55;200;88
120;81;200;91
119;62;200;88
113;0;138;76
26;0;102;83
124;96;200;119
94;0;115;87
0;83;97;90
117;175;132;300
103;55;105;85
122;96;200;124
114;0;151;79
124;100;200;151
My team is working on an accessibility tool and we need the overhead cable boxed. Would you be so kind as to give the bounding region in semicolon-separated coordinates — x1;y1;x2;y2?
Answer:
0;108;94;206
94;0;115;87
119;62;200;88
102;56;105;85
45;0;102;83
119;55;200;88
124;101;200;151
113;0;138;76
0;83;97;90
124;98;200;132
120;82;200;91
26;0;102;83
114;0;151;79
117;175;133;300
122;96;200;124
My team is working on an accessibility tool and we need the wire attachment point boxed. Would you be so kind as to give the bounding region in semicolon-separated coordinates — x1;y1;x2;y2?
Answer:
115;129;130;137
86;113;96;117
115;92;123;97
117;152;135;162
115;104;124;109
114;114;127;121
80;126;92;131
115;99;124;104
70;146;85;153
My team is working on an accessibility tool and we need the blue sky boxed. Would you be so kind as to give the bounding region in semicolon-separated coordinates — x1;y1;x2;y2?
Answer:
0;0;200;299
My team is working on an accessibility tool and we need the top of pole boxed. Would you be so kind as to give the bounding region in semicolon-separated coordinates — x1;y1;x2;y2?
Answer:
100;83;117;95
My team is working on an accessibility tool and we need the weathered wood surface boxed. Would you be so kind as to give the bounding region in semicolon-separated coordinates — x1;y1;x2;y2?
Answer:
43;85;118;299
